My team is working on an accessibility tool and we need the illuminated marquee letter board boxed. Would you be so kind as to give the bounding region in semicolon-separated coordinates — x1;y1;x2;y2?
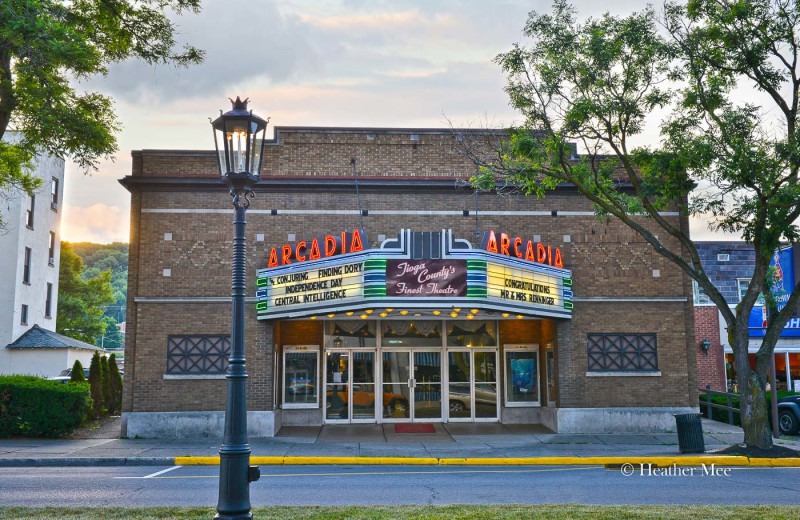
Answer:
256;230;573;319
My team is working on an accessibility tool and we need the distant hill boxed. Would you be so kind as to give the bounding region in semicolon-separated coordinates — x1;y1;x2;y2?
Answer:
70;242;128;325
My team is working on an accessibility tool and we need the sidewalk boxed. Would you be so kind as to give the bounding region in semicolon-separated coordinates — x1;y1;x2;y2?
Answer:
0;419;798;467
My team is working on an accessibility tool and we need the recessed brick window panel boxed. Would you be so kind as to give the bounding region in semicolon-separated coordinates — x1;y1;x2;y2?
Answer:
166;335;231;374
587;334;658;371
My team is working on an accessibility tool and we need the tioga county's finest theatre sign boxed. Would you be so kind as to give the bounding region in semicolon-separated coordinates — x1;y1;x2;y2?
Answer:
386;260;467;297
256;229;573;319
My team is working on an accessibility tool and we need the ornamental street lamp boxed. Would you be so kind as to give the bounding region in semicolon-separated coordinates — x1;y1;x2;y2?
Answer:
211;96;269;520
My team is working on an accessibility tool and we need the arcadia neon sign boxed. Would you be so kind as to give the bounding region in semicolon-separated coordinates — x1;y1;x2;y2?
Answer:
480;230;564;268
267;229;367;268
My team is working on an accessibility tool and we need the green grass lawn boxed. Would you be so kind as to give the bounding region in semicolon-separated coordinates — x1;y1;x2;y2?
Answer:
0;505;797;519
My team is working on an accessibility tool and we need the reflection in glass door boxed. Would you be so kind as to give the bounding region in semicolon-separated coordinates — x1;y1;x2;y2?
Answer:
413;351;442;420
446;349;498;421
474;350;498;419
325;350;376;423
382;351;411;420
382;350;442;421
326;351;349;422
352;352;376;421
447;351;472;419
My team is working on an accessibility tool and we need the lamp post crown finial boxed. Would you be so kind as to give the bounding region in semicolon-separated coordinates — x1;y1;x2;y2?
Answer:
229;96;249;110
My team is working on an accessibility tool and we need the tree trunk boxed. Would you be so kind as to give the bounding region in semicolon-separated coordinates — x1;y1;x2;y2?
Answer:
0;46;13;139
739;371;773;449
733;325;773;449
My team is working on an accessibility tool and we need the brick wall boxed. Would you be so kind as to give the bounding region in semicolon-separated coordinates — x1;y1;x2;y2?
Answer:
694;306;726;391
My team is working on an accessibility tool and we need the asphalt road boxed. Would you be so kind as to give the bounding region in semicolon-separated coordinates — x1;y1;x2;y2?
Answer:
1;465;799;507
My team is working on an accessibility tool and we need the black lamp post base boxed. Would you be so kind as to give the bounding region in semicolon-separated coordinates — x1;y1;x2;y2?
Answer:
214;514;253;520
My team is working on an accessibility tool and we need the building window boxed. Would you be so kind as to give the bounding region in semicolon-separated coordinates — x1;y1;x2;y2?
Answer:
587;334;658;372
20;304;28;325
737;279;765;305
504;344;540;406
45;283;53;318
51;178;59;210
693;280;713;305
48;232;56;265
23;247;31;284
166;335;230;374
283;345;320;409
26;195;35;228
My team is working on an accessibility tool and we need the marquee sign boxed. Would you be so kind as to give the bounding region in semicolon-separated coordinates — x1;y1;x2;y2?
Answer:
485;261;569;309
257;261;364;311
256;229;573;319
386;259;467;297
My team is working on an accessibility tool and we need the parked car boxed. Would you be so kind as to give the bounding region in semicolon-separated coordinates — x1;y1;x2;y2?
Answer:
49;368;89;383
778;395;800;435
49;368;124;383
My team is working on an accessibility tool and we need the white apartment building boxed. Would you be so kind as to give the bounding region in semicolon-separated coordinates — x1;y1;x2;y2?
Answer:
0;132;66;375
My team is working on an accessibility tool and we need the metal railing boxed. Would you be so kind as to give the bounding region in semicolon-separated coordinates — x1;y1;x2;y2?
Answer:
698;385;740;425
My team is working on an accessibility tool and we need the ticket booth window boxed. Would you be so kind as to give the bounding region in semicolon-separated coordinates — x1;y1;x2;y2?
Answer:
283;346;319;408
504;345;540;406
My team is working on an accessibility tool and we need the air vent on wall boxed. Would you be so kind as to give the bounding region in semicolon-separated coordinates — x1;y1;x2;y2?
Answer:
718;254;730;262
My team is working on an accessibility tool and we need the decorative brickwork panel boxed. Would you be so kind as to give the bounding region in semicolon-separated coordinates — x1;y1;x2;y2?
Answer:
167;335;231;374
587;334;658;371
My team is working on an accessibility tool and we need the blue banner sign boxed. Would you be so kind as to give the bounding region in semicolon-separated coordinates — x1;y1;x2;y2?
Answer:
748;245;800;338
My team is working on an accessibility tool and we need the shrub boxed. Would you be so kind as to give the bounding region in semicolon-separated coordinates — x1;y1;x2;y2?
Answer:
107;354;123;414
0;375;91;437
69;360;85;383
87;352;103;419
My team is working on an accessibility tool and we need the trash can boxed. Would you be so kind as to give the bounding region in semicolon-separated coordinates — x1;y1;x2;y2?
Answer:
674;413;705;453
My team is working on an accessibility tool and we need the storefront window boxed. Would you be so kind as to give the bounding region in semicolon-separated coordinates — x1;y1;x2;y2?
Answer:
504;345;539;406
326;321;376;348
446;320;496;347
382;320;441;347
283;346;319;408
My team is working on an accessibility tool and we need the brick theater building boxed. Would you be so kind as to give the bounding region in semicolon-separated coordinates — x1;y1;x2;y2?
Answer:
119;127;698;438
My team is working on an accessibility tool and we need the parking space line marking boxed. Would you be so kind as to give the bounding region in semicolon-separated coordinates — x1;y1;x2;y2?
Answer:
115;466;182;479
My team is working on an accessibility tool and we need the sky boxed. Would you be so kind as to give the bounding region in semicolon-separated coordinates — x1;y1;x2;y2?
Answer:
60;0;737;244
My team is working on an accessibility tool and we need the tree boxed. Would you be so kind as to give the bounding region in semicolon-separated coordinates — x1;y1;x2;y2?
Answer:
0;0;203;228
69;359;85;383
87;352;103;419
465;0;800;450
100;355;113;413
107;354;123;414
100;317;124;350
70;242;129;325
57;242;114;344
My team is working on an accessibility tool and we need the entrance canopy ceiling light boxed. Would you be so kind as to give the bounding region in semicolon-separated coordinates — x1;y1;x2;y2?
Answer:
294;308;534;320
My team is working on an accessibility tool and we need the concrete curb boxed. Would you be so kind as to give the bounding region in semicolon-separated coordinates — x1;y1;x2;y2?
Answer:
0;457;173;468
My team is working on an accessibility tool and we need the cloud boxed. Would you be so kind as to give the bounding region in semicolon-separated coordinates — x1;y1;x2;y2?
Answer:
85;0;324;102
61;203;130;244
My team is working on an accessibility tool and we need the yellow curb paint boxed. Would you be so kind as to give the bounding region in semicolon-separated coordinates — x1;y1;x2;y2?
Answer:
172;455;800;467
747;458;800;467
175;456;219;465
437;459;468;465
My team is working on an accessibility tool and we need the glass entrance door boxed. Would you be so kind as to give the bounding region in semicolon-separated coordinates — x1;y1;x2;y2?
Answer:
381;350;442;421
446;349;499;421
325;349;377;423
